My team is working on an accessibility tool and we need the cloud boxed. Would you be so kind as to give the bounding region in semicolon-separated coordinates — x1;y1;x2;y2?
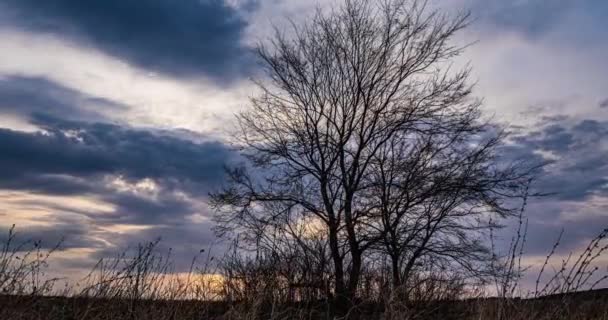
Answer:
0;114;235;270
0;0;257;82
1;196;219;272
469;0;573;38
517;196;608;256
7;221;102;251
490;115;608;260
0;75;127;124
94;191;198;225
0;114;234;196
0;110;236;258
89;220;222;272
600;98;608;108
464;0;608;40
510;118;608;201
0;73;238;270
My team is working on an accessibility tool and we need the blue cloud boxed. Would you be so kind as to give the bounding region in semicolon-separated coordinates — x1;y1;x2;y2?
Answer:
510;118;608;201
470;0;608;41
0;115;234;195
475;0;572;37
0;75;127;123
0;113;235;260
0;0;257;82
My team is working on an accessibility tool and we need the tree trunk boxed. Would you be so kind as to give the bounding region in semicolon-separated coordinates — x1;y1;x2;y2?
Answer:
328;224;346;300
391;253;401;289
348;247;362;297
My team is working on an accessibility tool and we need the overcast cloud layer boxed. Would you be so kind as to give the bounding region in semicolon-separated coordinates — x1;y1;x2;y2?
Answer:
0;0;607;282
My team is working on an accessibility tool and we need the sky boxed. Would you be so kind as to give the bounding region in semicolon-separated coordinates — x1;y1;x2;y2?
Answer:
0;0;607;286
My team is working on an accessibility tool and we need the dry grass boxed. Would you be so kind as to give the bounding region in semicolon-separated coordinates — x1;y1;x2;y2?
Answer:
1;224;608;320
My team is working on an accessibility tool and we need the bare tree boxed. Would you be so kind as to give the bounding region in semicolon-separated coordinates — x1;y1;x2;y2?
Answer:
366;118;533;294
210;0;533;310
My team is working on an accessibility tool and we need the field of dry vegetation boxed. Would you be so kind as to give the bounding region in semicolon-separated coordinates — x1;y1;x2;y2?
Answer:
3;0;607;319
1;224;608;319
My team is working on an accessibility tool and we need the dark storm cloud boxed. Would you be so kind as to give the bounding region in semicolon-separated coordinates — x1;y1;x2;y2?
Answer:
0;0;257;81
492;115;608;257
0;113;235;263
0;114;234;196
0;75;238;262
0;75;126;122
0;75;234;195
1;174;98;197
511;118;608;201
600;98;608;109
489;115;608;259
